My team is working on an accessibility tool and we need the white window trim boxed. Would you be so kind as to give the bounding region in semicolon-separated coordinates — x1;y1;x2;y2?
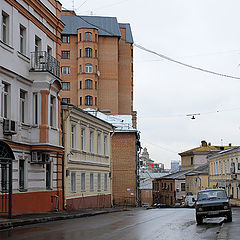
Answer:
71;172;76;193
81;172;86;191
71;124;76;149
81;127;86;151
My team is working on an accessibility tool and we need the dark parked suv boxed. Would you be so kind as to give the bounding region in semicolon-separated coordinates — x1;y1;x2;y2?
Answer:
195;189;232;225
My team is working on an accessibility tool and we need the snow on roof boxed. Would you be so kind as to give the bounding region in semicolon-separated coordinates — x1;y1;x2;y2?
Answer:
84;108;136;132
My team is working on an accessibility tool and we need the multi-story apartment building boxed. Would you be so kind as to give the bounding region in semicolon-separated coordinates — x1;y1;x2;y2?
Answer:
0;0;64;216
208;147;240;206
61;103;113;209
59;11;134;118
179;140;233;170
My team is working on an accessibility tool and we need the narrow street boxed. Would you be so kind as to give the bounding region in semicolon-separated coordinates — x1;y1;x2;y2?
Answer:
1;207;239;240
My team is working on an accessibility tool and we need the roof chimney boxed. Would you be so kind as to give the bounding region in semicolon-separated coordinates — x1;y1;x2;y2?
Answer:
201;140;207;147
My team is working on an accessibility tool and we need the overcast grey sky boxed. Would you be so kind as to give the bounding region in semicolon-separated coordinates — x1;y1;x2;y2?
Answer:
60;0;240;168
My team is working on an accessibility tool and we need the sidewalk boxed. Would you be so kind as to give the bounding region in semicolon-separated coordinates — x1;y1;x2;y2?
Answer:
0;207;130;231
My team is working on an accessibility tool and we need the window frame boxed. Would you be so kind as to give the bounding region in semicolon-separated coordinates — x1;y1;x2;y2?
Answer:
85;79;93;89
71;172;76;193
97;173;101;191
1;82;9;118
20;89;26;123
104;135;108;156
71;124;76;149
90;173;94;191
85;63;93;73
85;48;92;58
61;35;70;43
62;82;70;91
85;32;92;42
90;130;94;153
61;66;70;75
81;172;86;191
61;51;70;59
2;11;9;44
85;95;93;106
20;24;26;55
81;127;86;151
97;133;102;155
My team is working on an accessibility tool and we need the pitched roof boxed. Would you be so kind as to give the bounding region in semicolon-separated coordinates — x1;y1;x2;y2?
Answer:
160;169;193;180
61;15;133;44
185;163;209;176
179;145;234;156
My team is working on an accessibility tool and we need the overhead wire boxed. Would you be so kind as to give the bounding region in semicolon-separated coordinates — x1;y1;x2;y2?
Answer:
76;15;240;80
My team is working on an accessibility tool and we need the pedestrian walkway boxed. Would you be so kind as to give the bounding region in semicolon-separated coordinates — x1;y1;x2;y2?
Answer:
0;207;130;231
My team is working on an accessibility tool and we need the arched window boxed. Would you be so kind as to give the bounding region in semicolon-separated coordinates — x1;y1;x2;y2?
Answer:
85;95;93;106
85;48;92;58
85;64;92;73
85;79;93;89
85;32;92;41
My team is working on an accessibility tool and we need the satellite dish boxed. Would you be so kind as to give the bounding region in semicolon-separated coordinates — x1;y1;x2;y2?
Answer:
97;71;100;77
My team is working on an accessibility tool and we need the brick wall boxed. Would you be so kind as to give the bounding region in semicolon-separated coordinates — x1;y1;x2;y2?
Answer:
112;132;137;205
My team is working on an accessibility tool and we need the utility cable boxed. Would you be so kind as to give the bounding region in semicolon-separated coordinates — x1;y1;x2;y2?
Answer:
76;15;240;80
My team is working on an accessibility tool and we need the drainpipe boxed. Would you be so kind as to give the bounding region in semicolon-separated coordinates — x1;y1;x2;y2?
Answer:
136;132;141;207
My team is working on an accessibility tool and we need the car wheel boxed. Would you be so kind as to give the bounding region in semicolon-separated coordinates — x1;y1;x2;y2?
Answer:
196;216;203;225
226;212;232;222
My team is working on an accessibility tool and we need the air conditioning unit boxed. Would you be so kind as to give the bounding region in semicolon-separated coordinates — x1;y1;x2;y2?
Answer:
3;119;17;135
31;152;50;163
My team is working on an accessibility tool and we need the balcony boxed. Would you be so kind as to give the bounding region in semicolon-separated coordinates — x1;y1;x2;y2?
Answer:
30;51;60;78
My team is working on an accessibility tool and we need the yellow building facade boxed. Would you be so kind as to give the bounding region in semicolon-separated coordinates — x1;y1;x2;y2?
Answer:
61;104;113;209
208;147;240;206
185;164;209;195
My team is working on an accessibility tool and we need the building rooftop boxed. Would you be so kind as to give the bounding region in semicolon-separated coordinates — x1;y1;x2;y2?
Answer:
159;169;193;180
61;14;133;43
185;163;209;176
179;140;234;156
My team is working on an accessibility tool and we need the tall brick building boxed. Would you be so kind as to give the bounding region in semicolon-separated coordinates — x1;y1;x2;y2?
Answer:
60;11;134;116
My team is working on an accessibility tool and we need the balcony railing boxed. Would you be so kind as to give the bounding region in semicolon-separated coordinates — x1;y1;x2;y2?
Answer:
30;51;60;78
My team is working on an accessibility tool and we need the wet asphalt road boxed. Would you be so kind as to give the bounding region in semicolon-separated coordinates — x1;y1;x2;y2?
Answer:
0;208;237;240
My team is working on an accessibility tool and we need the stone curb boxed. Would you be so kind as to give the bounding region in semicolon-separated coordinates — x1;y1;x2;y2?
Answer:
0;209;128;231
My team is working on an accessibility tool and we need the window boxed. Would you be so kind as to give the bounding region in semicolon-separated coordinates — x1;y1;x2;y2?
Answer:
46;163;51;189
1;82;9;118
104;135;108;156
95;81;97;89
79;97;82;105
85;95;93;106
90;173;94;191
85;64;92;73
95;34;98;42
227;160;229;174
71;125;76;149
90;131;94;153
20;25;26;54
85;32;92;41
62;82;70;91
61;35;70;43
81;172;86;191
62;98;70;104
61;66;70;75
95;50;97;58
33;93;38;125
219;161;221;175
97;133;101;155
1;165;7;193
79;49;82;57
35;36;41;52
85;48;92;58
81;128;86;151
80;65;82;73
19;160;25;190
2;12;9;44
20;90;26;123
80;81;82;89
95;97;97;106
85;79;92;89
97;173;101;191
170;183;173;192
104;173;108;191
181;183;185;191
61;51;70;59
71;172;76;192
223;160;225;175
191;157;193;165
79;33;81;41
47;45;52;56
50;95;56;127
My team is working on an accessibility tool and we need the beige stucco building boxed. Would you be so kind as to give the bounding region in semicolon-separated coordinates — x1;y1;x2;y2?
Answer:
179;140;233;170
61;103;113;209
185;163;209;195
208;147;240;206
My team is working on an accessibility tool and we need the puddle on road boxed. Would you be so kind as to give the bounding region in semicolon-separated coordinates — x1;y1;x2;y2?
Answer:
0;226;46;239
